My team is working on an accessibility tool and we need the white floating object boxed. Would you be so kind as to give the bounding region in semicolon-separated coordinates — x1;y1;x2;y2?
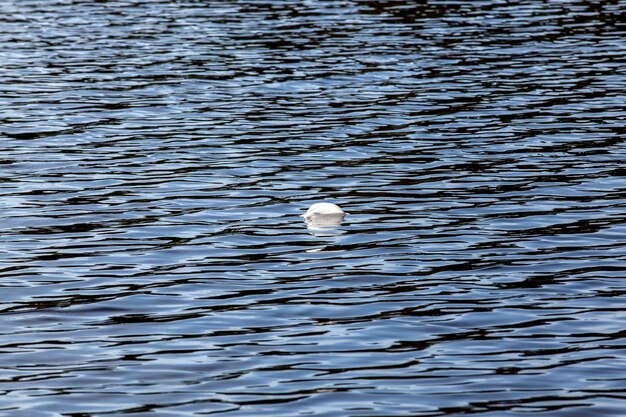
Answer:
303;202;345;219
302;202;346;230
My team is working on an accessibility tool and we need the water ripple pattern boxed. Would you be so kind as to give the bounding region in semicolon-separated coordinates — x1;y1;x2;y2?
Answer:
1;0;626;416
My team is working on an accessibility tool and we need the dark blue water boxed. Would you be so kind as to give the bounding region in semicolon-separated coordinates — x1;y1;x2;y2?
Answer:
1;1;626;415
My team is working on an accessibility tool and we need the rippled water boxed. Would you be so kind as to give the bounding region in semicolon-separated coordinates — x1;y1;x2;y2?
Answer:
2;0;626;415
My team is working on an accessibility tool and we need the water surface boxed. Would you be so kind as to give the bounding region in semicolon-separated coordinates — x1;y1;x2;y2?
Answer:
1;0;626;416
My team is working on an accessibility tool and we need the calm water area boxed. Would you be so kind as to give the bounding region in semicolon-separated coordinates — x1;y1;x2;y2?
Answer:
1;0;626;416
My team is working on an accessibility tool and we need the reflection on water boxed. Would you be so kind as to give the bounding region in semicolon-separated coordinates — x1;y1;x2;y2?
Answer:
1;0;626;416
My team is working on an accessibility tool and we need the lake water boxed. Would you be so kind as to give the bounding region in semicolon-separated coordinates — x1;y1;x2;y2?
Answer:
1;1;626;416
